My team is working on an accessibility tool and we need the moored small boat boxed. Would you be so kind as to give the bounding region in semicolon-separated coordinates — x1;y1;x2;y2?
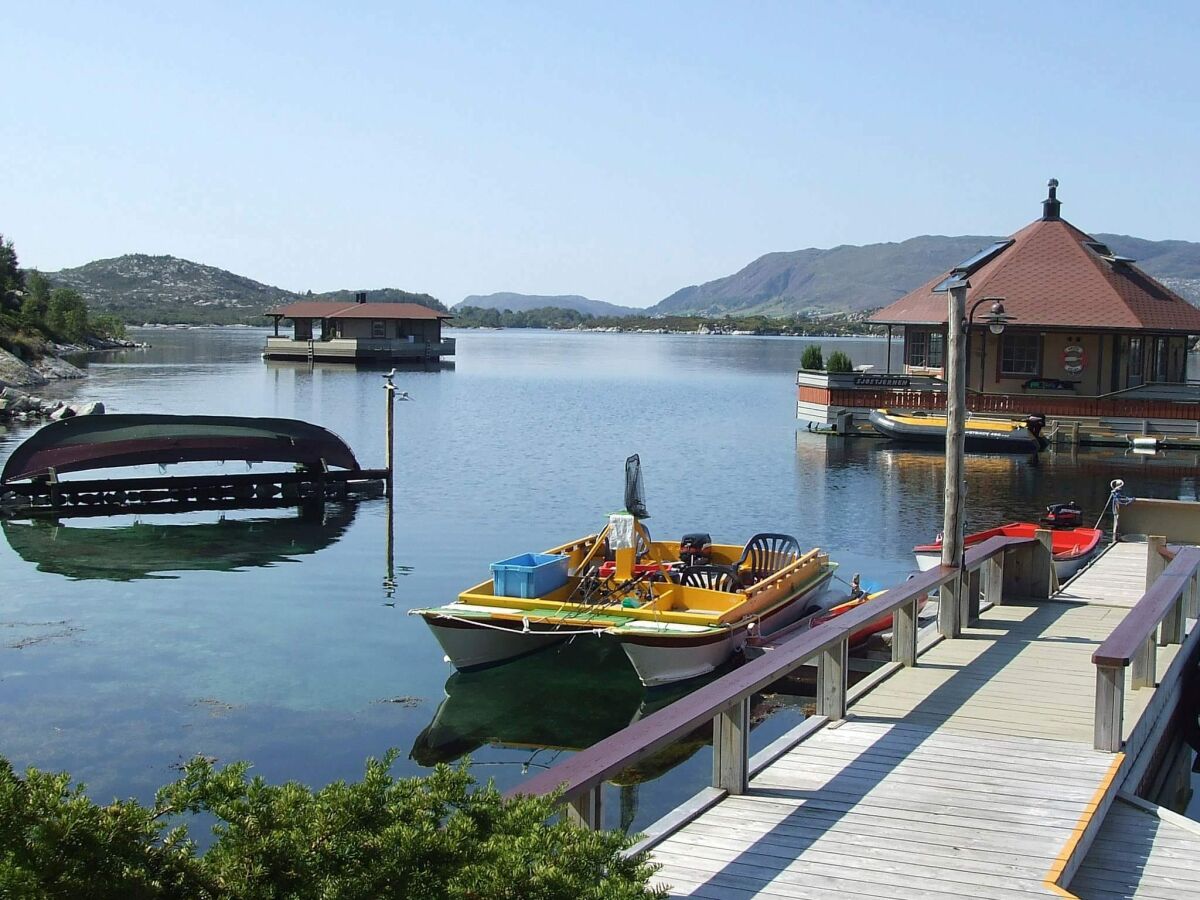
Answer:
412;528;838;686
869;408;1048;453
913;522;1102;581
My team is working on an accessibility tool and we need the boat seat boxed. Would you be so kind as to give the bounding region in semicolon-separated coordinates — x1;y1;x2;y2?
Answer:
676;565;742;593
735;532;801;585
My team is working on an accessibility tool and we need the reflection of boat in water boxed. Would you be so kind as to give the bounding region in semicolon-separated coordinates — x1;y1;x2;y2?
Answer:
410;639;716;781
869;408;1048;453
1;502;356;581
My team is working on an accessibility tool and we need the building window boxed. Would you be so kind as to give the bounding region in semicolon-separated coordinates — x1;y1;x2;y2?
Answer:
1000;332;1041;376
371;320;385;339
906;330;945;368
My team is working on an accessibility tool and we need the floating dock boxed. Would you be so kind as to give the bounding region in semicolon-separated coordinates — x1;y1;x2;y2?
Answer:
511;529;1200;899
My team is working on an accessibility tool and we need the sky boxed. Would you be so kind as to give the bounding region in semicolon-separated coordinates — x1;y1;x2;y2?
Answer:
5;2;1199;308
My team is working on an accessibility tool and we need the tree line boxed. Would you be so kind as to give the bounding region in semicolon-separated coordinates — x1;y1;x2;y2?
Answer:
450;303;884;335
0;233;126;356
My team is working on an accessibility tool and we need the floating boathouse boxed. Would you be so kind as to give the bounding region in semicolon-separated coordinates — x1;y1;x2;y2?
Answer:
264;295;455;363
798;181;1200;446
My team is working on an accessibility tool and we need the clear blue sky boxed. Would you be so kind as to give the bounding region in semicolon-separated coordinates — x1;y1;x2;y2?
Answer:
6;2;1199;307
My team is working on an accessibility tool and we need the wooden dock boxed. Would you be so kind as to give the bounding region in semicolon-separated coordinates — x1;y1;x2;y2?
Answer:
645;541;1200;898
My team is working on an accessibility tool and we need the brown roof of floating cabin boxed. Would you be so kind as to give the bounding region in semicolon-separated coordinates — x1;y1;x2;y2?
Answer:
267;301;451;320
870;182;1200;333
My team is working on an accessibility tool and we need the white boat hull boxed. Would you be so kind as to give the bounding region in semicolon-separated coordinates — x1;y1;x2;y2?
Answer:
617;575;835;687
422;616;569;670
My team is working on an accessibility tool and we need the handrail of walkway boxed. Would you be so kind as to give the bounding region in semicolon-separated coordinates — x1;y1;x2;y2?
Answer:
507;534;1040;828
1092;543;1200;751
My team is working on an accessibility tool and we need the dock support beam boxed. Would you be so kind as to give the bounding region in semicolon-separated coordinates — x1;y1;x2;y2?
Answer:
712;697;750;795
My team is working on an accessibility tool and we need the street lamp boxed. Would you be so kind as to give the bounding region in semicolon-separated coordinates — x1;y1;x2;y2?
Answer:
966;298;1013;392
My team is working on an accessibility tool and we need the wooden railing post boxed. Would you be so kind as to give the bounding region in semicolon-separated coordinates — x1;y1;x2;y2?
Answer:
711;697;750;795
1094;664;1125;752
817;637;848;721
1034;529;1055;598
566;785;603;829
1162;593;1185;645
938;577;962;638
1131;636;1157;689
1146;536;1167;590
891;599;918;667
984;555;1004;607
966;567;981;623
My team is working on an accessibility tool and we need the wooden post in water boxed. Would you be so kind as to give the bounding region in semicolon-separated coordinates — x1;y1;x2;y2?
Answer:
940;282;968;637
383;371;396;498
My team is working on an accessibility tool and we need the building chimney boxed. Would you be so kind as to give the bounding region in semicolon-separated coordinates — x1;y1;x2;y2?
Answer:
355;291;367;304
1042;178;1061;220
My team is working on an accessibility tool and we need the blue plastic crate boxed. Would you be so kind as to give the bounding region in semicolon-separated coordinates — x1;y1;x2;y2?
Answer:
490;552;570;598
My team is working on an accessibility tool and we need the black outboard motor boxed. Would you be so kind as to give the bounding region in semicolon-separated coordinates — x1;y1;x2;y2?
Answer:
1025;414;1048;449
679;533;712;568
1040;501;1083;529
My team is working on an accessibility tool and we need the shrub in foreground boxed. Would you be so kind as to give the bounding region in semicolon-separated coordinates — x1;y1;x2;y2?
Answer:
0;751;664;899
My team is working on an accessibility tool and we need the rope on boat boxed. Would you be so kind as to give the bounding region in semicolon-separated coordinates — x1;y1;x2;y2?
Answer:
1094;478;1135;531
431;613;610;637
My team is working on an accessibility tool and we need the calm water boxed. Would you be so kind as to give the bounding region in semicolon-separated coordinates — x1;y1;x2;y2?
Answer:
2;327;1198;831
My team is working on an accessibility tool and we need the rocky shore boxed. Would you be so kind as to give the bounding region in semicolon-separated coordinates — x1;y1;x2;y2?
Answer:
0;386;104;424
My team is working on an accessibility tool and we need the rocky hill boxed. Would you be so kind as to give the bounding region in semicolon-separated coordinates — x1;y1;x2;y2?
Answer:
457;292;642;317
44;255;445;324
650;233;1200;317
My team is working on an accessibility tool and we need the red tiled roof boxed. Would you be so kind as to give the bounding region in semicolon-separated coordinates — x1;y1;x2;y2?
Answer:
870;217;1200;333
266;302;450;320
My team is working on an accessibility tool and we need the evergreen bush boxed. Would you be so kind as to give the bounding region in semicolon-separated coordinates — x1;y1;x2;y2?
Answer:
826;350;854;373
800;345;824;370
0;752;666;899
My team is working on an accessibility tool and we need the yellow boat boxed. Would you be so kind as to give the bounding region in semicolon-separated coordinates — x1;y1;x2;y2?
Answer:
868;408;1048;453
412;524;836;687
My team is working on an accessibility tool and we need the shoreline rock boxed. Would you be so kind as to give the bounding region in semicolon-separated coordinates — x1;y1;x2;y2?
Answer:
0;385;105;424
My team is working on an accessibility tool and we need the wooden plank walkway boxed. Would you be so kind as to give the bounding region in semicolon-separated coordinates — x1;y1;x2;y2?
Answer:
1055;541;1149;609
649;544;1188;899
1072;796;1200;900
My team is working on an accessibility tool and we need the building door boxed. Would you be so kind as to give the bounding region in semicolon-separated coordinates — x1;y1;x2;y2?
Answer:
1127;336;1144;388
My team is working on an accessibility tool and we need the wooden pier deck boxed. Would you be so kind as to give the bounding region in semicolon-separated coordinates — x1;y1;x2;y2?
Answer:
646;542;1200;899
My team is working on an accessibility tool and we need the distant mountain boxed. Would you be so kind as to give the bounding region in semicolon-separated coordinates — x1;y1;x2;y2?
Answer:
457;292;643;318
43;254;445;324
650;233;1200;316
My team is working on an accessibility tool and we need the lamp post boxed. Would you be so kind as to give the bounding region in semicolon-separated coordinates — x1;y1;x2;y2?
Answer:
966;297;1012;393
940;291;1012;637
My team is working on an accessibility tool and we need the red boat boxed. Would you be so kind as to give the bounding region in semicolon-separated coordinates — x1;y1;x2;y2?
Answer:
913;523;1103;581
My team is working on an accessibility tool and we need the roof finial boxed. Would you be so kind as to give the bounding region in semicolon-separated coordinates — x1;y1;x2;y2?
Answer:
1042;178;1061;220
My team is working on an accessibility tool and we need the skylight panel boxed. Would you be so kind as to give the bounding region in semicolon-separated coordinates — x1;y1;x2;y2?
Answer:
931;240;1012;292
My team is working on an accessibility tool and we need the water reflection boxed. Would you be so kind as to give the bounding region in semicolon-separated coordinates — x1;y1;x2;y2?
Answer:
2;502;358;581
410;639;710;780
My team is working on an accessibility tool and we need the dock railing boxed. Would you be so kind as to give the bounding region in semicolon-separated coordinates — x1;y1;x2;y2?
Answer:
507;534;1044;832
1092;539;1200;751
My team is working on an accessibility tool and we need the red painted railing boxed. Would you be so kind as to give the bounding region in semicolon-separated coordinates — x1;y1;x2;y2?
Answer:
798;385;1200;421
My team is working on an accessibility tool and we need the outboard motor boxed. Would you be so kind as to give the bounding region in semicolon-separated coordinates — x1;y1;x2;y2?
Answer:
1025;414;1047;445
1040;501;1083;529
679;533;712;568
